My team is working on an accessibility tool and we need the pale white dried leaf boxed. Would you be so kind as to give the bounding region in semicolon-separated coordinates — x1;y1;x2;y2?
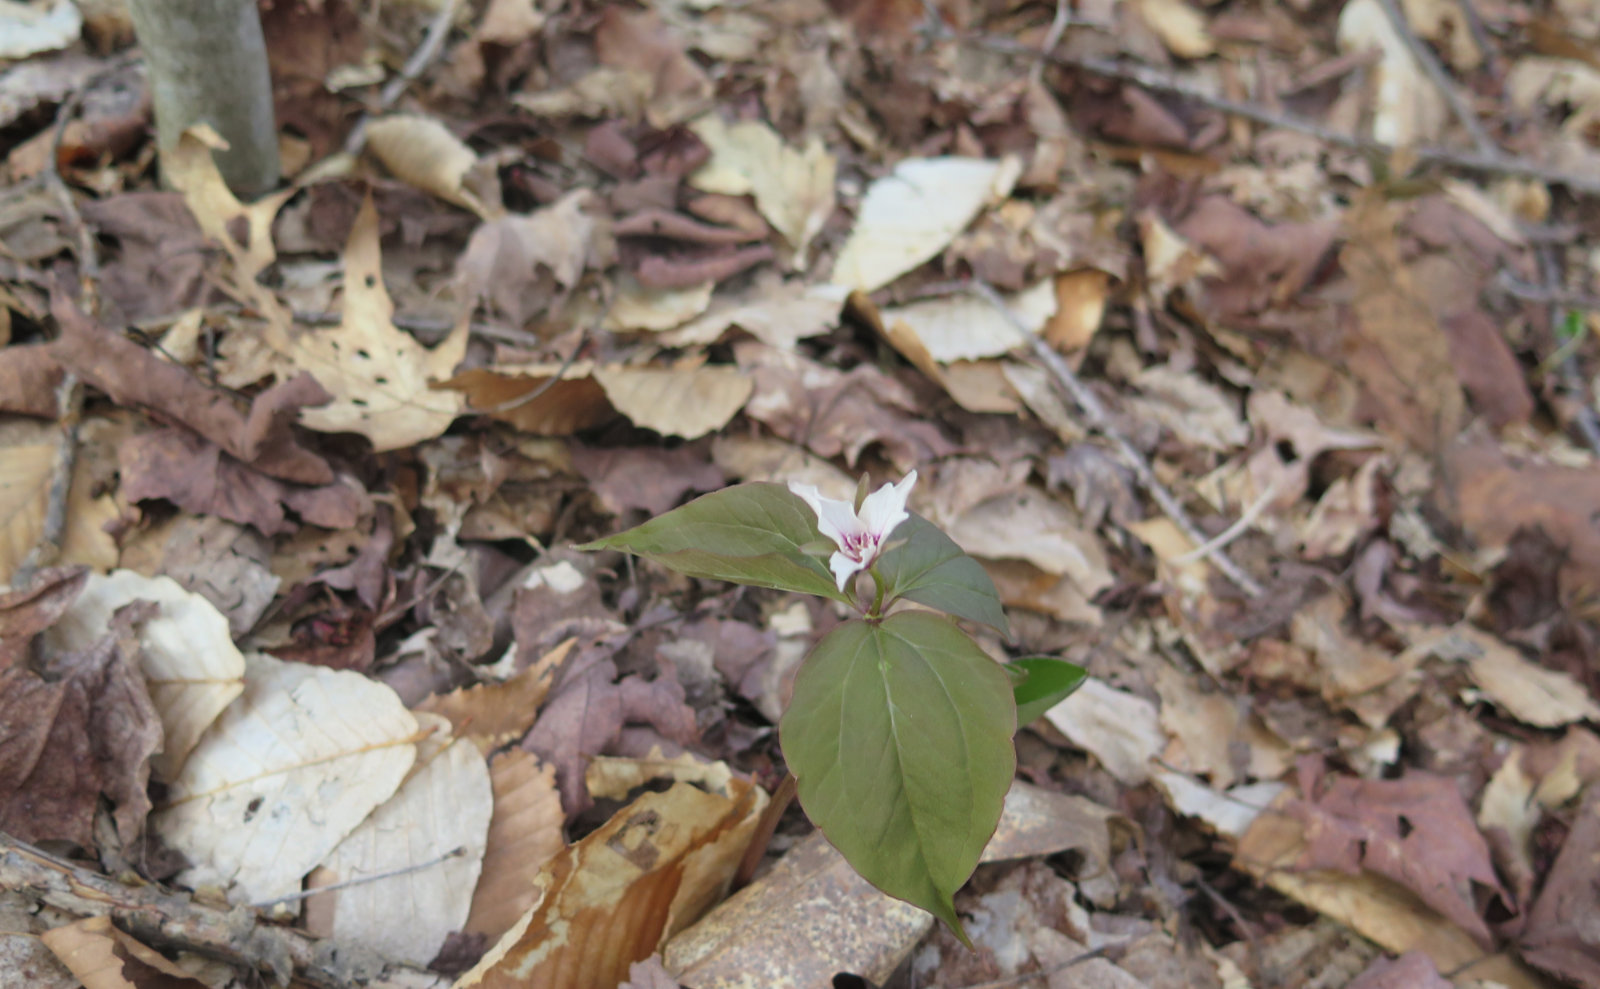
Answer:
945;489;1113;595
830;156;1021;292
365;115;497;219
1337;0;1447;146
318;713;493;966
44;569;246;780
662;280;844;349
152;653;419;904
0;0;82;59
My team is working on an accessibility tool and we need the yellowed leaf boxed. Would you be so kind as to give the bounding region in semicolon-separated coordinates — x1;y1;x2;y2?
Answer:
0;425;57;585
593;363;753;440
290;196;468;450
1044;268;1111;354
1134;0;1214;58
607;277;715;332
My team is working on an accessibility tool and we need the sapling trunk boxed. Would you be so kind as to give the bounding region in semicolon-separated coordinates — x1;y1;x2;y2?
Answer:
127;0;280;196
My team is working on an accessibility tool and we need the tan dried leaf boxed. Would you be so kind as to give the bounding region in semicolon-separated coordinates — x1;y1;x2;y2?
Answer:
442;362;617;436
0;425;57;585
365;114;499;219
290;196;468;450
593;363;753;440
417;638;574;751
1044;679;1165;785
465;749;566;943
689;115;837;266
945;488;1113;595
1337;0;1447;146
1419;624;1600;728
40;915;207;989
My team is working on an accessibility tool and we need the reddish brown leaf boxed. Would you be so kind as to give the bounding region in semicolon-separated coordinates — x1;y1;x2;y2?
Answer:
1520;787;1600;987
0;566;88;672
0;344;65;418
569;443;724;516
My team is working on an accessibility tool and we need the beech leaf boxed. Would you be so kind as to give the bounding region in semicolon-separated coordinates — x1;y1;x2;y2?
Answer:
780;612;1016;940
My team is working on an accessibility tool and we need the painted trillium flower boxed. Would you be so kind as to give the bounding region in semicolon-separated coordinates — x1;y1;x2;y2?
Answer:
789;471;917;592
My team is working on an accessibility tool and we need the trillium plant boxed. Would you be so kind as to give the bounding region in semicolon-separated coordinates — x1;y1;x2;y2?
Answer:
582;472;1087;940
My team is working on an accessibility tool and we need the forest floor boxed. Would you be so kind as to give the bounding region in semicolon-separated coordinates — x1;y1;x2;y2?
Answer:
3;0;1600;987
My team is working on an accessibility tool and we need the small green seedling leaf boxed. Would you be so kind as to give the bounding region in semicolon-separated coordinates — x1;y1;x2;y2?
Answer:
1009;657;1089;727
580;482;851;603
874;514;1009;636
781;611;1017;943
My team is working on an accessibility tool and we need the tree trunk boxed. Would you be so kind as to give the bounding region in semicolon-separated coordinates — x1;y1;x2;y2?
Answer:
126;0;280;197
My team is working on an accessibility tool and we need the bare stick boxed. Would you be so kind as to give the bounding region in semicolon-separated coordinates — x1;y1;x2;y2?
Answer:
953;280;1266;597
1374;0;1496;156
0;833;449;989
250;848;466;910
951;31;1600;196
1497;271;1600;312
1171;475;1283;567
344;0;465;156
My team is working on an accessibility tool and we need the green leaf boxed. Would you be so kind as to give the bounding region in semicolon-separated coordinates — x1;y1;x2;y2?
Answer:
781;612;1017;942
1009;657;1088;727
875;514;1009;636
580;483;850;603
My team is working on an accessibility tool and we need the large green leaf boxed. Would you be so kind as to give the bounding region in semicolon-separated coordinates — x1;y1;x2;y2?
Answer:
580;482;851;603
875;514;1009;636
780;612;1017;941
1009;657;1088;727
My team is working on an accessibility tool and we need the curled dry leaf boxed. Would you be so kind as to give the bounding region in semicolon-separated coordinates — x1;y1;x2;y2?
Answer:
312;713;493;967
1414;624;1600;728
660;278;844;349
829;156;1022;292
40;915;214;989
416;637;575;751
151;652;420;904
290;196;468;450
455;772;766;989
365;114;500;219
44;569;246;780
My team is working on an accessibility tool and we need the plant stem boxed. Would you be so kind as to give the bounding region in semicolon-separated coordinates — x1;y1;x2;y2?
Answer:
867;566;886;619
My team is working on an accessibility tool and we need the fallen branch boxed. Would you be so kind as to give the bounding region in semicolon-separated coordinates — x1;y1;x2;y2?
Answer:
0;833;450;989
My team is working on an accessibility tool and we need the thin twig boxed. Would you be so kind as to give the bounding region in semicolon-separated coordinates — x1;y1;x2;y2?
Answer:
1031;0;1074;85
0;833;449;989
1171;475;1283;567
343;0;466;156
947;280;1266;597
1454;0;1502;80
948;29;1600;196
473;324;590;415
249;848;466;910
1374;0;1496;156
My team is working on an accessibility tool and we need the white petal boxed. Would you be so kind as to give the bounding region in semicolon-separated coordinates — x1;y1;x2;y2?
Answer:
858;470;916;540
828;551;862;592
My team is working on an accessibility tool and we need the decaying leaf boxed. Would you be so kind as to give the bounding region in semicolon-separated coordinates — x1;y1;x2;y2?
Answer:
593;363;753;440
1412;624;1600;728
0;421;59;585
366;114;500;219
455;769;766;989
288;197;468;450
1044;678;1165;786
151;652;421;903
40;915;215;989
689;115;836;266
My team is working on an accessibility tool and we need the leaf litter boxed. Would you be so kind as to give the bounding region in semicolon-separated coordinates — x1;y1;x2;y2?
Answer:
4;0;1600;986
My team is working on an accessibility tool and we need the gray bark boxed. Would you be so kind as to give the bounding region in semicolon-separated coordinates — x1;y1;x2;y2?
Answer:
126;0;279;197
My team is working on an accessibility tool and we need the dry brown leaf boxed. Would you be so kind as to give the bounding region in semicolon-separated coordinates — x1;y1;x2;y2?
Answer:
944;488;1113;597
1412;624;1600;728
455;190;597;328
365;114;499;219
442;361;617;436
607;277;715;332
661;278;842;349
1044;678;1165;785
289;196;468;450
465;749;566;943
417;638;575;751
40;915;210;989
1133;0;1214;57
455;775;766;989
593;363;753;440
1337;0;1448;146
1044;268;1112;354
